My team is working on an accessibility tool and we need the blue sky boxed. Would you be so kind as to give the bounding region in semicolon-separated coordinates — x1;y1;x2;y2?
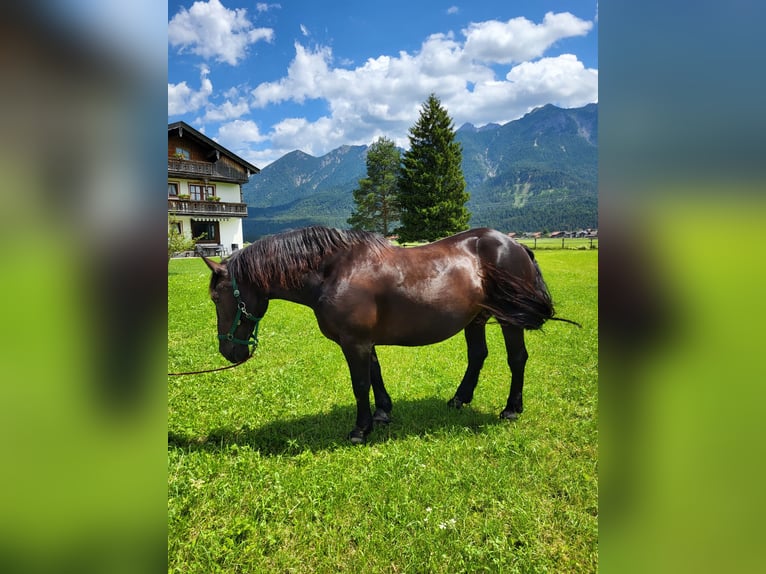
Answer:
168;0;598;167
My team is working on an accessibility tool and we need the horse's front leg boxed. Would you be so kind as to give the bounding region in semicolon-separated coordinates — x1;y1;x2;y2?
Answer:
340;341;374;444
370;346;392;424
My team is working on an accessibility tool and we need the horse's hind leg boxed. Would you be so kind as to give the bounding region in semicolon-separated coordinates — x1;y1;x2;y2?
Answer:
370;346;392;424
500;324;528;420
448;316;489;409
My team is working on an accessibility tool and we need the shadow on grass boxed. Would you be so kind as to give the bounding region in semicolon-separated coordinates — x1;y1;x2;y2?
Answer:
168;397;507;456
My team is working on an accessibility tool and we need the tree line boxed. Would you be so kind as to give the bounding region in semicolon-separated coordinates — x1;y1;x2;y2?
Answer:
348;94;597;241
347;94;470;243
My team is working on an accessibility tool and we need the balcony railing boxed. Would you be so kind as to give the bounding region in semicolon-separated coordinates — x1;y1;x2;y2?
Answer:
168;198;248;217
168;158;249;182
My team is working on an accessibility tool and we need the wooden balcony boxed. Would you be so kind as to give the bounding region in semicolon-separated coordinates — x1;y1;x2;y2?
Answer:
168;198;248;218
168;158;249;183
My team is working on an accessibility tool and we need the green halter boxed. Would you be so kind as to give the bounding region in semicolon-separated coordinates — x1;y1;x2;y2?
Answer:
218;274;262;350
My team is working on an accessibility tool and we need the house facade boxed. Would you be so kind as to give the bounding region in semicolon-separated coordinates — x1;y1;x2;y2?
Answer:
168;121;258;255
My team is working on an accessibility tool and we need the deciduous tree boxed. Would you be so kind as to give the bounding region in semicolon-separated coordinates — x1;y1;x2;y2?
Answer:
347;136;401;236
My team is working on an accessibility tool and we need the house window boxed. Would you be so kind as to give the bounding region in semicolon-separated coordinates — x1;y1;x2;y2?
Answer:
175;147;190;160
169;221;182;235
189;183;215;201
168;182;179;197
190;219;219;243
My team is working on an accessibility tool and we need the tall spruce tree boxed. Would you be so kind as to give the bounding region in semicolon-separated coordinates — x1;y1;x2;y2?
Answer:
397;94;470;242
347;136;401;236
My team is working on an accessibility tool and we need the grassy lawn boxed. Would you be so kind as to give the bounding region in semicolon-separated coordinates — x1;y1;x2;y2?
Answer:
168;249;597;573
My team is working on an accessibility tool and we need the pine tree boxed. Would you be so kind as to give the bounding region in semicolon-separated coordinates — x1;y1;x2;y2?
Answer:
347;136;401;236
397;94;470;243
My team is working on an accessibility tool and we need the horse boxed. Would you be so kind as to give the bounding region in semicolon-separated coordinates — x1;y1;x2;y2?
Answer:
202;226;577;444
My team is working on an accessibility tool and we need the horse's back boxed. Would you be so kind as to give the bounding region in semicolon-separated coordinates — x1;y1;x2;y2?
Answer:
316;230;487;345
314;227;544;344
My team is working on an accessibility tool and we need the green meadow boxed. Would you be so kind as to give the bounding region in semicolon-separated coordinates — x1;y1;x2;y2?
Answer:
168;249;597;572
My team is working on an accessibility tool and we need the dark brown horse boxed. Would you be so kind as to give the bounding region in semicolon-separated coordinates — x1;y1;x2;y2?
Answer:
203;226;576;443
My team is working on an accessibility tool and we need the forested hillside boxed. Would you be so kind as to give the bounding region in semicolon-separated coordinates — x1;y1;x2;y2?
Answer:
243;103;597;240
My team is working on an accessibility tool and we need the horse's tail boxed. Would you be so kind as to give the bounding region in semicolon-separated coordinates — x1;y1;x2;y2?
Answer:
480;245;581;330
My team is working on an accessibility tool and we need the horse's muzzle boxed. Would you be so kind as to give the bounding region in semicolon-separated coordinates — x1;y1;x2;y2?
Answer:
219;340;251;363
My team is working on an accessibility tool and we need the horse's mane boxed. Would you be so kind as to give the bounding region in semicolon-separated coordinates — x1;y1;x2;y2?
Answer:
225;226;392;290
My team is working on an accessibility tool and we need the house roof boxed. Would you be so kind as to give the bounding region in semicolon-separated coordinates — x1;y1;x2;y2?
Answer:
168;121;260;174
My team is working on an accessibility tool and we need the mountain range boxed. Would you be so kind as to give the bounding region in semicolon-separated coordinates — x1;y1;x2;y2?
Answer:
242;103;597;240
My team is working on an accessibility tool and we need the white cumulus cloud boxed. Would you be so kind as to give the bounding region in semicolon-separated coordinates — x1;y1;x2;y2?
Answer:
462;11;592;64
168;66;213;115
251;43;332;106
447;54;598;126
177;11;598;165
168;0;274;65
216;119;267;145
247;11;596;155
504;54;598;104
202;98;250;122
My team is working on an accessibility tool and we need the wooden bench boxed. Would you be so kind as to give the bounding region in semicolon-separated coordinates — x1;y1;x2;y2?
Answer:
195;244;225;257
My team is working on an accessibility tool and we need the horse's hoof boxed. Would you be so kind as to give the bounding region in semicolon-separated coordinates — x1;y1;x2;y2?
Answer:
348;428;367;445
499;409;519;421
373;409;391;425
447;396;464;409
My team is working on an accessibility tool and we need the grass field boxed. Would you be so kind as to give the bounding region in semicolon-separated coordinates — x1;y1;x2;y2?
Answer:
168;249;597;572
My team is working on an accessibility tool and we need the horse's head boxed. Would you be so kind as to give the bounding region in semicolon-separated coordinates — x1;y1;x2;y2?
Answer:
203;256;268;363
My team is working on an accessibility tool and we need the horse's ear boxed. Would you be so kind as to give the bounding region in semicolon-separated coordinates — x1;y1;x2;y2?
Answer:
202;254;228;276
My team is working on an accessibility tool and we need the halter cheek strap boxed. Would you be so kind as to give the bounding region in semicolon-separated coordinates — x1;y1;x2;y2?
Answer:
218;274;262;350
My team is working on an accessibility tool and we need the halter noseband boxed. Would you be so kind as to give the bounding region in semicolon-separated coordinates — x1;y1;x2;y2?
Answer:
218;274;262;351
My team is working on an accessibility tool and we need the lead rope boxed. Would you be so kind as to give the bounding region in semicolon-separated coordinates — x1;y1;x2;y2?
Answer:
167;320;260;376
168;275;262;376
167;350;254;377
